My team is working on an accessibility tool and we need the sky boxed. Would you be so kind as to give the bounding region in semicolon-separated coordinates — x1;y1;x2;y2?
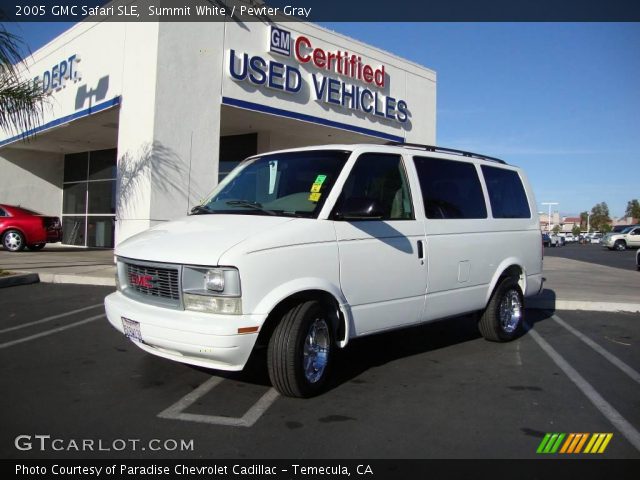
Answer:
5;21;639;218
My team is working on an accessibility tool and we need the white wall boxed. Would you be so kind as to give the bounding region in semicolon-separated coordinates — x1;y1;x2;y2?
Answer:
0;148;63;214
0;21;126;145
114;22;160;242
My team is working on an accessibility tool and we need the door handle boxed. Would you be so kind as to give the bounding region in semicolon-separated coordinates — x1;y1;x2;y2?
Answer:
417;240;424;259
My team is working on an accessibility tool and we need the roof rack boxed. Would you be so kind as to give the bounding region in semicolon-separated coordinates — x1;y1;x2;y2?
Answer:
384;142;507;165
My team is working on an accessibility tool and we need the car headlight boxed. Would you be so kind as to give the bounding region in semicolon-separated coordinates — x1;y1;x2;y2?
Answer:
182;266;242;314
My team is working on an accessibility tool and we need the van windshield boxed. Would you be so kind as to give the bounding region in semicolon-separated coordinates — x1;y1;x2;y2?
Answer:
197;150;351;218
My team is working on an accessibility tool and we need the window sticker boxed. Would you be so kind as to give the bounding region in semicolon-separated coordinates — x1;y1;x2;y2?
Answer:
268;161;278;195
310;183;322;193
314;174;327;184
308;192;322;202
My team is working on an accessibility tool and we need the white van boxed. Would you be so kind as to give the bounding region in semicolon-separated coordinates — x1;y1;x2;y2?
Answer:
105;143;543;397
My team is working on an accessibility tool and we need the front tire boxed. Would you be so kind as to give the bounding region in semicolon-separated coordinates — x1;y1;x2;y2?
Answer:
267;300;334;398
2;230;26;252
478;277;524;342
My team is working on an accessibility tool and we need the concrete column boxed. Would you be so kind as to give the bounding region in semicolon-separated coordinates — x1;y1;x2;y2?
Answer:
115;22;225;245
115;22;160;243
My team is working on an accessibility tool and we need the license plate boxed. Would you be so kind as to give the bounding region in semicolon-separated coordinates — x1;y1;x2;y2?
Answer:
122;317;143;343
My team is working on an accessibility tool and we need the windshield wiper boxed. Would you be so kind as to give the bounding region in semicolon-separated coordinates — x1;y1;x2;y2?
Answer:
189;205;214;215
225;200;278;216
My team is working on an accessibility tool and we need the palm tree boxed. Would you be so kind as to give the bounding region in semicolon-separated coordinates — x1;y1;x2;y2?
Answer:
0;16;48;138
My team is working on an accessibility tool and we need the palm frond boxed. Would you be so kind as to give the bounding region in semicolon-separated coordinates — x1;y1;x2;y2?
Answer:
0;12;48;138
0;76;47;136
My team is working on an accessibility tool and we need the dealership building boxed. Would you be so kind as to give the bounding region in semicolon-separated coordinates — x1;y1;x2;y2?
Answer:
0;14;436;248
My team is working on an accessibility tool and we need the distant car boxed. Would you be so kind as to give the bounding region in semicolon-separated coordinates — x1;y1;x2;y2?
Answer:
564;233;577;243
542;233;551;247
602;226;640;251
0;204;62;252
590;233;603;244
542;233;560;247
556;235;565;246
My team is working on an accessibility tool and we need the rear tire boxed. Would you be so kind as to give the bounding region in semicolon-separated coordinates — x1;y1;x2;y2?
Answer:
614;240;627;251
2;230;26;252
478;277;524;342
267;300;334;398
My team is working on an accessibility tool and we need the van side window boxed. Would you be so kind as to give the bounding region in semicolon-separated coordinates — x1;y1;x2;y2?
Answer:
481;166;531;219
413;156;487;219
339;153;413;220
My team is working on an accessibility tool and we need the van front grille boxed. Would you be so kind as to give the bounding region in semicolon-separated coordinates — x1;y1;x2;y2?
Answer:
124;261;181;306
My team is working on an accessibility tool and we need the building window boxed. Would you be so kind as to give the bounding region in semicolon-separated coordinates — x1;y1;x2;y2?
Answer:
62;148;116;247
219;133;258;183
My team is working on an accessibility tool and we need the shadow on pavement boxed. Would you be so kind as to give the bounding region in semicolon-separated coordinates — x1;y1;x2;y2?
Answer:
222;306;556;391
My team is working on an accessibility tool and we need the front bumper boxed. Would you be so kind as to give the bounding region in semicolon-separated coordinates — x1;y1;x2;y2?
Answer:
602;238;614;247
105;292;266;371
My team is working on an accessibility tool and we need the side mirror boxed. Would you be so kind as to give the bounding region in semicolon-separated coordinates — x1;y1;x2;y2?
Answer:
334;197;384;220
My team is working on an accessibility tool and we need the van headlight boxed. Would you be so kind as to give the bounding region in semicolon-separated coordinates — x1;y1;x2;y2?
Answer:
182;266;242;314
205;269;225;292
183;294;242;314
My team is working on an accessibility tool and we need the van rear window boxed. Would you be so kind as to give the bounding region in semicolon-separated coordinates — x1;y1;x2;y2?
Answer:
481;166;531;219
413;156;487;219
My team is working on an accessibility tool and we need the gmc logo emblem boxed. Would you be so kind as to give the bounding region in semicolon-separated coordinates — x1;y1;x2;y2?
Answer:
129;273;156;288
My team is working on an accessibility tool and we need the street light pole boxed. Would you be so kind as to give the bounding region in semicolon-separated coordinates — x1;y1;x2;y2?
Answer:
541;202;559;232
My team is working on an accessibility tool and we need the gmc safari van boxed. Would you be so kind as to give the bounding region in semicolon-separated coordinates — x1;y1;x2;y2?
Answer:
105;143;543;397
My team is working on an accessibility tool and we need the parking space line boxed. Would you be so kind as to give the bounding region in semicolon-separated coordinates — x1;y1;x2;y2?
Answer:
0;303;104;335
158;377;279;428
529;329;640;452
551;313;640;385
0;314;105;350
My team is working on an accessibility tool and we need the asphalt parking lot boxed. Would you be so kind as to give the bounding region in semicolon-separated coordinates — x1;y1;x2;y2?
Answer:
544;241;638;271
1;282;638;460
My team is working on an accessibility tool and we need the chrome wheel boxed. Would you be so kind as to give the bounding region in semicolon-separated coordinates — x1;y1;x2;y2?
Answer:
303;318;330;384
499;289;522;334
3;231;24;252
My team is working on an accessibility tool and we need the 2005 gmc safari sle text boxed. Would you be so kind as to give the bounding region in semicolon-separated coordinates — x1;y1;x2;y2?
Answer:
105;143;543;397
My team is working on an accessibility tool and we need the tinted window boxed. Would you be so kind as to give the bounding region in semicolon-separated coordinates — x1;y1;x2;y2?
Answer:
0;207;7;217
64;152;88;182
413;156;487;219
337;153;413;220
88;149;117;180
481;166;531;219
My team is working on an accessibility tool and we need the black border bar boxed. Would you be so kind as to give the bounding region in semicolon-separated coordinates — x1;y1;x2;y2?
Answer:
2;0;640;22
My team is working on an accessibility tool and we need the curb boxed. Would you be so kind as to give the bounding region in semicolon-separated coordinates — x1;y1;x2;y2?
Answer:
0;272;40;288
528;298;640;313
5;272;639;312
36;272;116;287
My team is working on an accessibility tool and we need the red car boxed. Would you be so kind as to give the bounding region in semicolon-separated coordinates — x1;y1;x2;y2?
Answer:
0;204;62;252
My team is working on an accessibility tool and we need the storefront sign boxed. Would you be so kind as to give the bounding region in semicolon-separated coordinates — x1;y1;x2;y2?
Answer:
228;27;408;124
32;54;81;95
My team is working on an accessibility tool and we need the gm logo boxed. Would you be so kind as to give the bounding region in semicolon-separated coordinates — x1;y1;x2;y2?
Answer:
270;26;291;56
